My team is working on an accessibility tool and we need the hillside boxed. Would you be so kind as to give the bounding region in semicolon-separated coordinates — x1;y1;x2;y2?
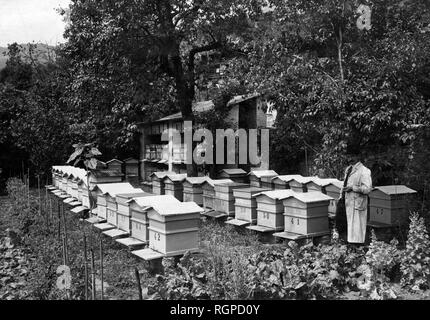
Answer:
0;43;56;70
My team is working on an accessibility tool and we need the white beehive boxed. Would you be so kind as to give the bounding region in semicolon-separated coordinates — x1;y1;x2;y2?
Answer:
163;174;187;201
218;168;248;183
248;170;278;188
289;176;317;193
106;159;123;173
201;179;233;210
128;195;181;243
272;175;303;190
105;187;144;226
247;189;295;232
214;182;249;217
146;201;204;256
281;192;332;236
92;183;137;220
115;192;152;233
232;187;271;225
88;170;124;189
151;171;175;195
324;180;344;216
182;177;209;206
368;185;417;227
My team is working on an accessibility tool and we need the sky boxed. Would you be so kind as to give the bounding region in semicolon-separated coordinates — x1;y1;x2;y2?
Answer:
0;0;70;47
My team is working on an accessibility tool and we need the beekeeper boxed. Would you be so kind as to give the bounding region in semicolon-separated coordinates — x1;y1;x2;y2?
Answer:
342;155;372;244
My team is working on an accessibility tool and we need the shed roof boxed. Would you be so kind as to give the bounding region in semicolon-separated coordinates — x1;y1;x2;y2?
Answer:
373;185;417;195
249;170;278;178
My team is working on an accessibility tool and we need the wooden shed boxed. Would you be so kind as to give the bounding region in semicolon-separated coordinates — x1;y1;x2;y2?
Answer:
127;195;181;244
226;187;271;226
276;192;332;239
183;177;209;206
214;182;249;217
248;170;278;188
368;185;417;227
201;179;233;210
218;168;248;183
151;171;175;195
247;189;295;233
272;175;303;190
146;201;204;256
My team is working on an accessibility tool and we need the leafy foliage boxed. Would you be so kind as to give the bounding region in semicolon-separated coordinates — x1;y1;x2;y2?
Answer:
400;212;430;291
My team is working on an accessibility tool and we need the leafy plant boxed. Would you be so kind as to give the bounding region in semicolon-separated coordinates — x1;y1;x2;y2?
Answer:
400;212;430;291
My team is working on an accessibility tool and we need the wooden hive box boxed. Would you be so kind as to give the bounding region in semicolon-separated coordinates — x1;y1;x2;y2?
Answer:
92;183;136;220
163;174;187;201
60;174;69;192
88;170;124;189
233;187;271;224
146;201;204;256
128;195;181;243
218;168;248;183
106;159;123;173
71;177;80;199
105;187;143;227
201;179;233;210
116;192;152;233
272;175;303;190
182;177;209;206
150;171;175;195
368;185;417;227
124;158;139;185
248;170;278;188
289;176;317;193
260;176;276;189
250;190;295;232
214;182;249;217
282;192;332;236
317;180;343;216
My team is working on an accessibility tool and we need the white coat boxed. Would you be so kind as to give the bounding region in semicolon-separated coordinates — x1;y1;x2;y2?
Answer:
343;162;372;243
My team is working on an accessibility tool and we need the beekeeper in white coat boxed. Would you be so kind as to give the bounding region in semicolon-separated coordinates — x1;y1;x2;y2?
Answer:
342;160;372;244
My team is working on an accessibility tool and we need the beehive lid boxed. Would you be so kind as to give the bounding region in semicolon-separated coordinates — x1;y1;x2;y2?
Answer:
234;187;271;194
307;178;342;187
272;174;303;183
150;171;175;179
249;170;278;178
373;185;417;195
106;159;123;165
202;178;233;187
164;174;187;183
127;195;181;208
150;201;204;216
215;182;249;192
253;189;295;200
184;177;209;186
291;176;318;184
124;158;139;164
218;168;247;176
91;170;124;178
116;192;150;200
91;182;137;196
283;192;333;204
325;180;344;189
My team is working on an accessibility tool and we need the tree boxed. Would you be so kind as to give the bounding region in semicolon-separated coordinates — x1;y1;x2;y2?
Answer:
62;0;265;175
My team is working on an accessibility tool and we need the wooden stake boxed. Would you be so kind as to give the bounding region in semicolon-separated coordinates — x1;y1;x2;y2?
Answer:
99;237;104;300
90;249;96;300
134;267;143;300
83;234;89;300
62;203;68;264
57;201;61;241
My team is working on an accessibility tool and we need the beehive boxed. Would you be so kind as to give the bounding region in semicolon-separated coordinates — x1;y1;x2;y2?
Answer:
260;176;276;189
281;192;332;236
115;192;152;233
105;187;143;226
128;195;181;243
182;177;208;206
92;183;137;220
249;190;295;232
163;174;187;201
218;168;248;183
305;178;340;194
248;170;278;188
289;176;318;193
232;187;271;224
71;177;80;199
150;171;175;195
324;180;344;216
88;170;124;189
146;201;203;256
124;158;139;184
106;159;123;173
368;185;417;227
201;179;233;210
272;175;303;190
214;182;249;217
60;173;68;192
